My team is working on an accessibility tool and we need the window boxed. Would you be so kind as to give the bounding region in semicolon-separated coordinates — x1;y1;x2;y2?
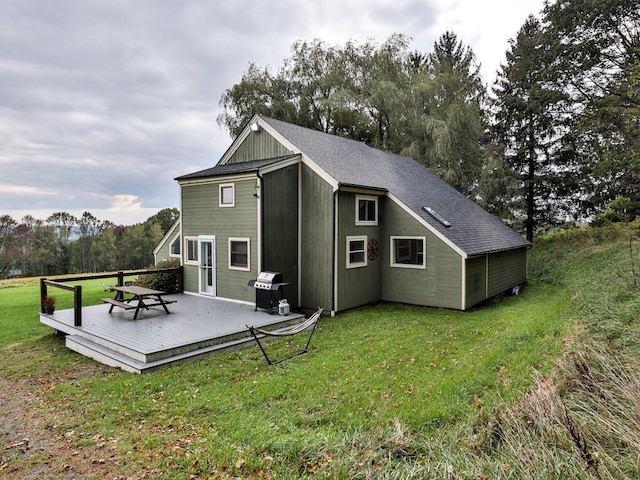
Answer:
346;236;367;268
169;234;180;257
391;236;426;269
185;237;198;264
356;195;378;225
229;237;250;271
219;183;235;207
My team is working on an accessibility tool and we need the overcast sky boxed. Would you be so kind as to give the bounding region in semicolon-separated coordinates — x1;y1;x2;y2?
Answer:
0;0;545;226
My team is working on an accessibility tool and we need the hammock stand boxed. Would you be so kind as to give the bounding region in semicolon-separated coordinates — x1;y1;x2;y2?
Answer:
247;308;324;365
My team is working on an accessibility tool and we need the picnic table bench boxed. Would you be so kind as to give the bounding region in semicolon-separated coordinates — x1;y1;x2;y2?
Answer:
102;285;176;320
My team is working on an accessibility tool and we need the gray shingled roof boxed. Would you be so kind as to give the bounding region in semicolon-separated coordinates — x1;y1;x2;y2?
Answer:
262;116;529;256
175;155;297;181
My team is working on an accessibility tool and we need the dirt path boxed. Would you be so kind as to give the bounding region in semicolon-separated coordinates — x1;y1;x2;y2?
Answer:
0;366;128;480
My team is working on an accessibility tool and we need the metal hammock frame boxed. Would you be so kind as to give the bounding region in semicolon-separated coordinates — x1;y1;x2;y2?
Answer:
247;308;324;365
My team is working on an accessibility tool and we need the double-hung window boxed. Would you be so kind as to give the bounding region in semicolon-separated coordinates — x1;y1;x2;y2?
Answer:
390;236;426;268
219;183;235;207
346;236;367;268
229;237;250;271
184;237;199;264
356;195;378;226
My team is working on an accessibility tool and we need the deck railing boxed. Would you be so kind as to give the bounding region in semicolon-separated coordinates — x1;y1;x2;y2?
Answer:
40;266;184;327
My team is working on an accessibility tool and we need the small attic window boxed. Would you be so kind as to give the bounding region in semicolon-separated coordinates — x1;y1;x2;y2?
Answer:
422;206;451;228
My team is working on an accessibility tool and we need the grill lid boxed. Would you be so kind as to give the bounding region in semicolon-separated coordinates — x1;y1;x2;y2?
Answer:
249;271;284;290
257;271;279;283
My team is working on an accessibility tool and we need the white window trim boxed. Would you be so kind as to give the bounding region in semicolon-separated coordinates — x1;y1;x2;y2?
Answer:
169;233;181;258
228;237;250;271
219;183;235;207
390;236;426;269
346;235;367;269
355;195;378;226
184;236;199;265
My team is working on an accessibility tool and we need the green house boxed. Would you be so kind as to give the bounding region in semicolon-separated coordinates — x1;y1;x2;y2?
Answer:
156;115;530;314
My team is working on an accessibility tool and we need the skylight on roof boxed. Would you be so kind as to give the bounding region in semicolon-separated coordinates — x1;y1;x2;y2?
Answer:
422;206;451;228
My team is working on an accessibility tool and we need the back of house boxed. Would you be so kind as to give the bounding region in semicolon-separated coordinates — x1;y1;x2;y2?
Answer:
155;115;530;315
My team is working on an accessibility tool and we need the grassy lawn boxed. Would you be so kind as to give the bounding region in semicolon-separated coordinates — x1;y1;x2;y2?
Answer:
5;226;640;480
0;272;571;478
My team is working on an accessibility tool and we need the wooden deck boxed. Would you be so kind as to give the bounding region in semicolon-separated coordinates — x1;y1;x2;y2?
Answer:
39;294;305;373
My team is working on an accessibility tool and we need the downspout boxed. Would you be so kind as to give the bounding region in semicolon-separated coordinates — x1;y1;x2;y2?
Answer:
256;172;263;273
485;254;489;299
461;256;466;310
179;185;184;270
298;162;302;308
332;188;338;316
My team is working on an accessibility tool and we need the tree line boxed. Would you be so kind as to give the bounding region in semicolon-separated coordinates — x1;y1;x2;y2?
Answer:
0;208;178;279
218;0;639;241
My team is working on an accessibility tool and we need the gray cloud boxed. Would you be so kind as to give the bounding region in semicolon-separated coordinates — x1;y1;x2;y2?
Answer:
0;0;544;225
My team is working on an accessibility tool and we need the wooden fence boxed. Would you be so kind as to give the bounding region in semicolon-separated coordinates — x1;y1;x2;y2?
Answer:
40;267;184;327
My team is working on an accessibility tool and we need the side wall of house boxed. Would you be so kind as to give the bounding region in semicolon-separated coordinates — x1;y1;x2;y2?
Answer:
487;248;528;298
226;130;290;164
336;191;382;311
299;164;334;311
381;200;463;309
181;177;258;302
465;256;487;308
464;248;528;308
262;164;299;307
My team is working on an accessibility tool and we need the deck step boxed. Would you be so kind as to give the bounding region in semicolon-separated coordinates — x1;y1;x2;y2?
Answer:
65;334;261;374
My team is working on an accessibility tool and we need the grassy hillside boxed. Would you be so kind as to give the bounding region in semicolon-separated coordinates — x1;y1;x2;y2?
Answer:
1;224;639;479
478;224;640;479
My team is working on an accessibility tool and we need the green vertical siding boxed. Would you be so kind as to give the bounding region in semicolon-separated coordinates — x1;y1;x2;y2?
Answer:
381;200;463;309
227;131;290;164
262;165;299;306
487;248;528;298
299;164;334;311
180;177;259;302
465;256;487;308
336;191;382;311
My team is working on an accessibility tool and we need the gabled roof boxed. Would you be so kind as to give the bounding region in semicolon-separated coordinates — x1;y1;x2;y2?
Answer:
152;218;180;256
259;116;529;256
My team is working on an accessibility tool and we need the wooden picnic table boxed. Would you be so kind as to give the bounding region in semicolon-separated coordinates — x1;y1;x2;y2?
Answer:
102;285;176;320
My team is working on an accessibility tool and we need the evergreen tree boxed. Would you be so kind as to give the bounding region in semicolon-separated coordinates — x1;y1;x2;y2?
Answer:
493;16;569;240
542;0;640;219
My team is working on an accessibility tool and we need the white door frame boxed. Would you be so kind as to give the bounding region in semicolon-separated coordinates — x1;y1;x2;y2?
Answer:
198;235;216;296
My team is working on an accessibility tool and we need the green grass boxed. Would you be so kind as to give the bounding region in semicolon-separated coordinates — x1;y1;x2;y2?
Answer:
2;226;639;479
1;280;568;478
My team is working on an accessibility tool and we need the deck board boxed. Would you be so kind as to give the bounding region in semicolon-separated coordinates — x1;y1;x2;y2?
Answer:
40;294;305;370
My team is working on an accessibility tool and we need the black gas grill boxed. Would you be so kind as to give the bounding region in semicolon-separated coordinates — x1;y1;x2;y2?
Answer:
248;271;289;314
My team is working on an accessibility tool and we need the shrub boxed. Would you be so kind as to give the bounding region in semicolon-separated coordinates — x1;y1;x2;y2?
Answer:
135;258;180;293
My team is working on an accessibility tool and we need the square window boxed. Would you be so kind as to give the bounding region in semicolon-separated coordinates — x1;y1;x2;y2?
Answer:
229;238;250;271
220;183;235;207
356;195;378;225
391;237;426;269
185;237;198;264
346;236;367;268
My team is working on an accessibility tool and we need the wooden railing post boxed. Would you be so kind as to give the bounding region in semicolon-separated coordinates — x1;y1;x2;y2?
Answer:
40;278;47;313
74;285;82;327
177;266;184;293
38;268;179;324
